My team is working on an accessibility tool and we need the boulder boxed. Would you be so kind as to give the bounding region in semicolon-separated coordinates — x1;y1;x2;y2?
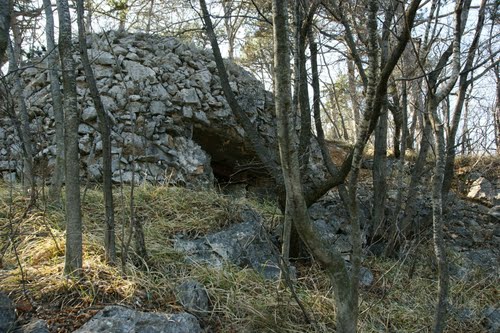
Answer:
175;280;209;316
468;176;500;205
0;292;16;333
174;207;284;280
456;249;500;278
483;307;500;333
488;205;500;221
359;267;374;287
73;306;201;333
17;319;49;333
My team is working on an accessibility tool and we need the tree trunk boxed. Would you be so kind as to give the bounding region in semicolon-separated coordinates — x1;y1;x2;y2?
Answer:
372;104;388;240
495;65;500;154
146;0;154;34
85;0;92;32
7;36;35;198
272;1;357;331
347;58;360;141
0;0;10;63
400;118;432;238
76;0;116;264
222;0;235;60
442;0;486;196
199;0;282;184
346;0;380;326
295;0;312;170
428;2;467;330
371;3;393;242
429;98;450;333
130;169;148;263
57;0;83;276
43;0;65;204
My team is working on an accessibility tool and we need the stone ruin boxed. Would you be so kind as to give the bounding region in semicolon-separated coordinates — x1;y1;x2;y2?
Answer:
0;31;278;188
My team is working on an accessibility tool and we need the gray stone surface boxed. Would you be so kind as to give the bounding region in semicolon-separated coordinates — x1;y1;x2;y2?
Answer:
359;267;374;287
1;32;277;187
175;280;209;316
462;249;499;270
73;306;201;333
467;176;500;205
488;205;500;221
174;207;285;280
483;307;500;333
17;319;49;333
0;292;16;333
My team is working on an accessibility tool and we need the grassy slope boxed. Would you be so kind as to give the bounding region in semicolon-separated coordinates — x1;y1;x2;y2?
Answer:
0;181;496;332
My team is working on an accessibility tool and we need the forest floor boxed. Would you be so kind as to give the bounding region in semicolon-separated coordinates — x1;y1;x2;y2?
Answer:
0;156;498;332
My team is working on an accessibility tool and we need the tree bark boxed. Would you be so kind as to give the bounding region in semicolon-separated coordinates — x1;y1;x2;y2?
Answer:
347;58;360;140
0;0;10;63
427;2;468;331
442;0;487;197
372;104;388;239
429;99;450;333
371;3;394;242
57;0;83;276
295;0;314;170
43;0;65;204
272;1;356;331
76;0;116;264
495;64;500;154
7;35;35;198
199;0;282;184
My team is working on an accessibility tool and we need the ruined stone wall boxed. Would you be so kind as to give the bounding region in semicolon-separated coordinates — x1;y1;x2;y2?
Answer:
0;32;276;187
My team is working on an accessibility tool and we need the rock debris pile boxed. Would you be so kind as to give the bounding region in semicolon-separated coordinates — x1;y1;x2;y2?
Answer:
0;32;276;187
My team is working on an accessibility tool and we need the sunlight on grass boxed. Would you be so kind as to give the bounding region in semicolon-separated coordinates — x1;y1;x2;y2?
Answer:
0;182;497;332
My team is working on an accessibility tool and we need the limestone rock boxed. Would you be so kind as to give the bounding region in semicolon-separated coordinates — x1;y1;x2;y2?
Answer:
17;319;50;333
359;267;374;287
73;306;202;333
483;307;500;333
488;205;500;221
123;60;157;82
82;107;97;122
468;176;499;205
0;32;276;187
175;280;210;316
174;207;285;280
0;292;16;333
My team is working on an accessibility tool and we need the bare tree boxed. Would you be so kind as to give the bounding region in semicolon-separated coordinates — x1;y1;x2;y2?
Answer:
495;64;500;154
0;0;10;63
57;0;83;276
442;0;489;196
7;33;35;198
271;2;359;331
424;1;468;330
221;0;249;60
76;0;116;264
43;0;65;204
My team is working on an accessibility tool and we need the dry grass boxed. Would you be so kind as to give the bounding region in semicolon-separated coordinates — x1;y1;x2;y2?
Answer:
0;182;497;332
454;154;500;183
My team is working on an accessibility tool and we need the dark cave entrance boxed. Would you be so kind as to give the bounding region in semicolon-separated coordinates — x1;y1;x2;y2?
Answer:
191;125;274;196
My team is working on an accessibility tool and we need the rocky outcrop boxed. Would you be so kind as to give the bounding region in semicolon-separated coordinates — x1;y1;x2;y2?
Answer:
467;176;500;206
1;32;276;187
173;207;285;280
16;319;50;333
73;306;202;333
175;280;210;317
0;292;16;333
